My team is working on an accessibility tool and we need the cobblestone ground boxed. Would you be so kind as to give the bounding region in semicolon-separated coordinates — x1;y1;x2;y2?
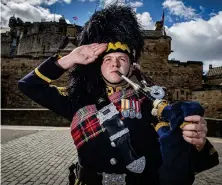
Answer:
1;129;39;144
1;129;222;185
1;130;77;185
193;141;222;185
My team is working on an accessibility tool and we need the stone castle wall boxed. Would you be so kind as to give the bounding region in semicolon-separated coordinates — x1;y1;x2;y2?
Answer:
1;33;12;57
141;38;173;87
140;39;202;101
1;57;70;127
1;21;76;58
206;78;222;86
17;33;65;57
192;89;222;119
1;56;203;108
1;57;69;108
2;110;70;126
1;57;221;136
1;34;221;136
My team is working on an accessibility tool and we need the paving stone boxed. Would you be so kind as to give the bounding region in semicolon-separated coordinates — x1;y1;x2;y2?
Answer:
1;129;222;185
3;182;10;185
29;176;40;182
47;179;55;185
25;182;34;185
60;182;68;185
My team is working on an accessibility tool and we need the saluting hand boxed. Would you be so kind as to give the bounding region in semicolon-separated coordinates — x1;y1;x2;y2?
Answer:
58;43;107;70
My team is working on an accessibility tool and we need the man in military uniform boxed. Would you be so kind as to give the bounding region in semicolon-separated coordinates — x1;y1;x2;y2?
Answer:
18;5;219;185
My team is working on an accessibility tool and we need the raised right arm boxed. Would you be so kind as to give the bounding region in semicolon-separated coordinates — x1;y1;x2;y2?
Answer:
18;43;108;121
18;55;76;121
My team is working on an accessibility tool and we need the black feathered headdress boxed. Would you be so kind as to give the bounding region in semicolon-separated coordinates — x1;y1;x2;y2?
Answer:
78;4;144;61
68;4;145;101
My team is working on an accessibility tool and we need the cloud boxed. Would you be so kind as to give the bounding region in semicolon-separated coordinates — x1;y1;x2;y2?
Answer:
209;12;217;17
209;9;217;17
1;0;71;6
99;0;143;8
203;60;222;73
63;0;71;3
166;15;173;23
129;1;143;8
78;0;96;2
100;0;126;7
136;12;155;30
199;5;204;12
88;11;93;15
166;11;222;72
162;0;198;20
0;0;71;27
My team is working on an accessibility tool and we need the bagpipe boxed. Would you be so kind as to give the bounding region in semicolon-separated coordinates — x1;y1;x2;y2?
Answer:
116;65;205;177
116;64;205;138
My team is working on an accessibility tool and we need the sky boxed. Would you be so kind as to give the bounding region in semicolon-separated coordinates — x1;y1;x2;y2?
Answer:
1;0;222;72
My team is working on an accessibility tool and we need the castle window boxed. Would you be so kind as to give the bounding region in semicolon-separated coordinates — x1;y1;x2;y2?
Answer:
185;92;189;100
176;91;179;100
24;29;27;35
181;90;184;95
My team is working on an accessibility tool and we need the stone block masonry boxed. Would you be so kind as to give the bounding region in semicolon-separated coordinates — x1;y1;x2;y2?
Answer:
1;57;69;108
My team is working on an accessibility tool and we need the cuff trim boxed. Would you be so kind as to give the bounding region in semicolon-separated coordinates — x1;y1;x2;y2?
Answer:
155;122;169;132
35;68;53;83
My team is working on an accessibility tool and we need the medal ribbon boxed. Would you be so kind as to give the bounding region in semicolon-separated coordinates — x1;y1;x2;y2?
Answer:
121;99;130;111
135;101;140;113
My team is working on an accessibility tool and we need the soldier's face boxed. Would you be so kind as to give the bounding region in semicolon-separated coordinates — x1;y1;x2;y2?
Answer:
101;52;131;84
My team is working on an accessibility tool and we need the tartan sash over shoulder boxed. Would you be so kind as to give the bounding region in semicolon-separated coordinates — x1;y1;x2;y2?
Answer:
70;89;138;149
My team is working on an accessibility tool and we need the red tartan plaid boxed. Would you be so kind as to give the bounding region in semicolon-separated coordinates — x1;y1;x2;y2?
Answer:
71;104;97;131
109;89;137;103
70;88;146;149
71;114;105;148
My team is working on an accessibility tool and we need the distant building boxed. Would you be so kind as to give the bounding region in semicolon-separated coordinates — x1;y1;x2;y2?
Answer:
205;65;222;86
140;23;203;101
1;15;81;58
2;14;220;106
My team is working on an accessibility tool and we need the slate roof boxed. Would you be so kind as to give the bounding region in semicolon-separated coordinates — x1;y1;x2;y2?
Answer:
206;66;222;77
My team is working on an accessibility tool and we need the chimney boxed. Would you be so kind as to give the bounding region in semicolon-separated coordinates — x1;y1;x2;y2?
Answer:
209;64;212;69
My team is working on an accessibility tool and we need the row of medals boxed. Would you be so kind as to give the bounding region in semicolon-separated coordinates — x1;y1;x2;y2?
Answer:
121;99;142;119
